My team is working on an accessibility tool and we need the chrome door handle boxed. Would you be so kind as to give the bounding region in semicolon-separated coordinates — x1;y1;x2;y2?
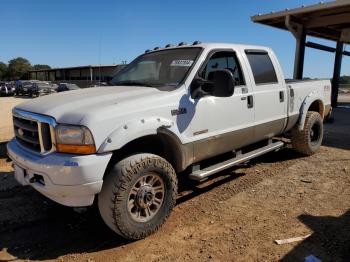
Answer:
279;91;284;102
247;95;254;108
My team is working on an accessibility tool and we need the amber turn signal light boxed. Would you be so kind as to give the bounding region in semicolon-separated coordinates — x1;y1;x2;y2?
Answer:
56;144;96;154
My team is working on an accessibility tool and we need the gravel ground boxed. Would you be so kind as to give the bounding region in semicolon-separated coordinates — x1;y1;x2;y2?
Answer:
0;96;349;261
338;93;350;103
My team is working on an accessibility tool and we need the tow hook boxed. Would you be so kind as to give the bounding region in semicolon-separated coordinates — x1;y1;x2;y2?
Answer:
29;174;45;185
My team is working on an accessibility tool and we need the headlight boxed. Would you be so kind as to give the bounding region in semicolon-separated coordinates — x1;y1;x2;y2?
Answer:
55;125;96;154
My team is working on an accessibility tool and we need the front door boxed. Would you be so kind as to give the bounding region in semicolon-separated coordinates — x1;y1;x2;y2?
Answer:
188;50;255;162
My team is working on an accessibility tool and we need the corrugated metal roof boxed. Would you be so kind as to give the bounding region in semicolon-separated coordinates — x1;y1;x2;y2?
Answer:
251;0;350;43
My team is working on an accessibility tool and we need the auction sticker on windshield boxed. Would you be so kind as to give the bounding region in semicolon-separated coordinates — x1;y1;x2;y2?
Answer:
170;60;194;67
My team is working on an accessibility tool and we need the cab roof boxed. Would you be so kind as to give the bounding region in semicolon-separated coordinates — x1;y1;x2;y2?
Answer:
145;42;272;54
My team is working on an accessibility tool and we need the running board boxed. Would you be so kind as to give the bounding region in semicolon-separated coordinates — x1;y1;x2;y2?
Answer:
189;141;284;181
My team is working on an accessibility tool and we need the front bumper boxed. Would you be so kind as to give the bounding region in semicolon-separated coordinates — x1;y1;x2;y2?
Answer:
7;139;112;207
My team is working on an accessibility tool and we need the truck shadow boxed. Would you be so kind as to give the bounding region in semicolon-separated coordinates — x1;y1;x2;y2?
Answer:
323;103;350;151
280;210;350;261
0;184;130;260
0;147;303;260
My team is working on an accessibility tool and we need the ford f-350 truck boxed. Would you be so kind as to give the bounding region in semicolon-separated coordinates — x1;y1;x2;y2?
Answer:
7;42;331;240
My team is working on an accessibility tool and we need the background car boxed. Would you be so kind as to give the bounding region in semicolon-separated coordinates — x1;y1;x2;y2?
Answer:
87;82;108;88
57;83;80;92
15;80;40;96
0;82;15;96
21;81;36;96
30;82;57;97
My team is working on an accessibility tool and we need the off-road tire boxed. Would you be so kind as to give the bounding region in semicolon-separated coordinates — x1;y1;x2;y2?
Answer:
98;153;178;240
291;111;324;155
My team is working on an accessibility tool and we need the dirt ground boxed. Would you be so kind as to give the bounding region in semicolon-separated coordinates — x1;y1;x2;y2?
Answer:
0;97;27;142
0;96;349;262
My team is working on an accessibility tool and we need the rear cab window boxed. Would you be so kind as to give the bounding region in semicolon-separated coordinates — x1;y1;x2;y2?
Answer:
245;50;278;85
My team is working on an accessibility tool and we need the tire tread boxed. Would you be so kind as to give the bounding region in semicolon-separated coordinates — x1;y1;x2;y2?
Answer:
291;111;323;155
98;153;177;240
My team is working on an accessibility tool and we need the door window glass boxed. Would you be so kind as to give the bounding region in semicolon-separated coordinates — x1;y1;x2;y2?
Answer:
201;51;245;86
245;51;278;85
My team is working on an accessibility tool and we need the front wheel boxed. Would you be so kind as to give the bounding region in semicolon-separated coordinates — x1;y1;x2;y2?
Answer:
98;153;178;240
291;111;324;155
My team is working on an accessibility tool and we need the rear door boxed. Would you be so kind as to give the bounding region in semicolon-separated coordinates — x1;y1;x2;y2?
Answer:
243;49;287;141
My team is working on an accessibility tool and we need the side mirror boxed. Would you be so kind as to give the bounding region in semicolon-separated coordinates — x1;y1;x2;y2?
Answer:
208;69;235;97
191;78;215;99
191;69;235;99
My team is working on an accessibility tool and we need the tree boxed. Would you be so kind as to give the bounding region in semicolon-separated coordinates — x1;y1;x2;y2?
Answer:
0;62;7;80
33;64;51;70
8;57;32;80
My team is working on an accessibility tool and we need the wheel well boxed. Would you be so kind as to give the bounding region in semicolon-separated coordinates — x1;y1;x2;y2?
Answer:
107;133;189;174
308;100;324;118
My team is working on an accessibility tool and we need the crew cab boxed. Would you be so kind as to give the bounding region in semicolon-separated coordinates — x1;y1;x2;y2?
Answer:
7;42;331;240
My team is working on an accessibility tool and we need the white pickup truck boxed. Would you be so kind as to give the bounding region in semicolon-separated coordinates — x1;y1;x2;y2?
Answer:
7;42;331;240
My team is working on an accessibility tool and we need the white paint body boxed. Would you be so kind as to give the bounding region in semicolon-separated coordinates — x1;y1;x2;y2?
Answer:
7;43;331;206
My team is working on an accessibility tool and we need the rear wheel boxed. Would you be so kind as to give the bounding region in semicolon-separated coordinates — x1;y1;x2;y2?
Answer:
291;111;324;155
98;153;177;240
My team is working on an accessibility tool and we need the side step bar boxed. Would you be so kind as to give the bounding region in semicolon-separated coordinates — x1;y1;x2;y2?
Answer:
189;141;284;181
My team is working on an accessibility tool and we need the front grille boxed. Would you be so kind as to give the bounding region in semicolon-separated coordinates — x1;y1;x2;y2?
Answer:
13;116;41;152
13;110;56;154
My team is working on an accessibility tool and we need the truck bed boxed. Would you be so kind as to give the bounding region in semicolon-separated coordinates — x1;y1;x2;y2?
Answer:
286;78;332;121
285;78;328;84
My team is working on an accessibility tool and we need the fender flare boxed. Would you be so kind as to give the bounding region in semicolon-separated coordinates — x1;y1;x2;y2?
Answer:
298;92;324;130
97;117;174;153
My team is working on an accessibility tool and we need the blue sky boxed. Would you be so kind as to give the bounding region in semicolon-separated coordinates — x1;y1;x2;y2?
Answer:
1;0;349;78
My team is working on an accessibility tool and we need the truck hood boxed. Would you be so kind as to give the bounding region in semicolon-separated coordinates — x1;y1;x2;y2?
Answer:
16;86;166;124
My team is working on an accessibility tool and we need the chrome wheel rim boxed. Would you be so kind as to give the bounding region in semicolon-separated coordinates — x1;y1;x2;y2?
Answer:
128;173;165;222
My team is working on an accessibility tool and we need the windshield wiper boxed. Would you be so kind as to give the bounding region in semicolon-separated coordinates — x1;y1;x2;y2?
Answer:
112;81;154;87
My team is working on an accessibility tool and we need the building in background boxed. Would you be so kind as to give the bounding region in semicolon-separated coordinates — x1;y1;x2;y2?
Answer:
29;64;126;88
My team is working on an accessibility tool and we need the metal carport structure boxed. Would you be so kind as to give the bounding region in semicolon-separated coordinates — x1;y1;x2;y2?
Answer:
251;0;350;107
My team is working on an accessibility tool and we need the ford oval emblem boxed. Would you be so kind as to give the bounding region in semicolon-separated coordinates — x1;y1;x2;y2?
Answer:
18;128;24;136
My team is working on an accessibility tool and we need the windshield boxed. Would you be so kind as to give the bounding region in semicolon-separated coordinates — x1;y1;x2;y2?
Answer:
111;47;202;89
23;82;32;87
